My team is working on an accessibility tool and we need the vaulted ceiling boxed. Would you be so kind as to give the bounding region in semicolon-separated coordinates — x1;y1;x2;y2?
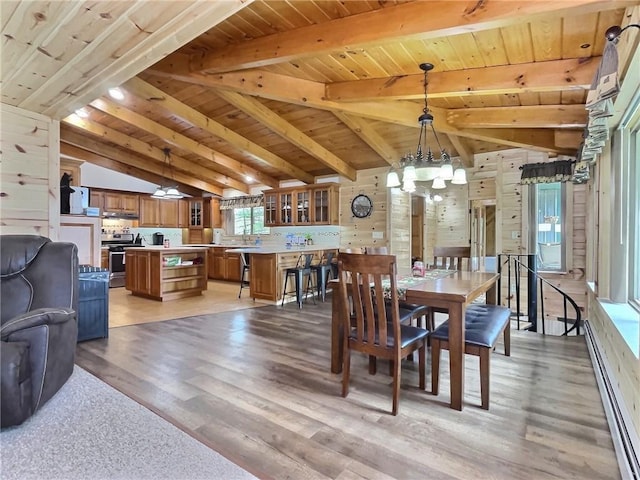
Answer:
2;1;638;197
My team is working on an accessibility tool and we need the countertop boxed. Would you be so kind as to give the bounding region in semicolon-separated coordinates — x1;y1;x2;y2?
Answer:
225;246;336;254
124;246;208;253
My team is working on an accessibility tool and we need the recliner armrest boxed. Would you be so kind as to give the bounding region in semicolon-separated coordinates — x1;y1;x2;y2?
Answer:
1;308;76;340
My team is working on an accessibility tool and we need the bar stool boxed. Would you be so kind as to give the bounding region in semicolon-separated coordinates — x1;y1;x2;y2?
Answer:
238;252;251;299
281;253;316;308
311;251;335;302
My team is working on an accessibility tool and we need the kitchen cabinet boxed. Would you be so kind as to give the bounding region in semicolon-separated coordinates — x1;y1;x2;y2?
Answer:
208;247;241;281
311;185;339;224
101;249;109;270
178;199;190;228
210;198;221;228
89;191;104;212
189;198;211;228
262;183;339;226
139;197;178;227
103;192;139;214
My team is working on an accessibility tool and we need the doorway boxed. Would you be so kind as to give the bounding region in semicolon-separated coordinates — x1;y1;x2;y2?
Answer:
411;195;424;263
471;200;496;271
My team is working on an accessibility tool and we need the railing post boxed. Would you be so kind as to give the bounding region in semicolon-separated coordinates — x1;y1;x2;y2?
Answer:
527;253;538;332
497;254;502;306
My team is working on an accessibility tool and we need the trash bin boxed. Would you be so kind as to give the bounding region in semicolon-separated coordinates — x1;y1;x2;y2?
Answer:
77;266;110;342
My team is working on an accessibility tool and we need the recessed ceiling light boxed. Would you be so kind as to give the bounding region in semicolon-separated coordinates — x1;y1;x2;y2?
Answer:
245;175;254;183
75;108;89;118
108;87;124;100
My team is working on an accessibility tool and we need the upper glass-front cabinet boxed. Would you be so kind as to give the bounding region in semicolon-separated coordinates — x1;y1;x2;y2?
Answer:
260;184;338;226
279;192;293;225
189;199;203;228
296;190;310;224
264;192;278;226
313;187;331;224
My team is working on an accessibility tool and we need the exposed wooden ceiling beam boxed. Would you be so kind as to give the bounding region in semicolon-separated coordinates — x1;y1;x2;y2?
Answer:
123;77;315;184
214;90;357;181
169;0;620;74
554;130;585;150
60;128;224;196
447;105;588;129
88;98;278;189
145;69;574;153
460;128;575;154
15;0;253;119
325;58;600;101
446;135;474;168
60;142;203;197
332;112;400;166
60;118;244;193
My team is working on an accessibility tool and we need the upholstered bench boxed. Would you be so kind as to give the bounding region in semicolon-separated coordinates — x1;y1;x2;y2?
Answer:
431;304;511;409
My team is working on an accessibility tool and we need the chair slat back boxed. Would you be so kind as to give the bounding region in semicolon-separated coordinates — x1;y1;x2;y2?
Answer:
365;246;388;254
338;253;401;355
433;246;471;271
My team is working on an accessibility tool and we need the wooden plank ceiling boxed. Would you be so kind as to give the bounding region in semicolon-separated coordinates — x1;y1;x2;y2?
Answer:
2;0;638;196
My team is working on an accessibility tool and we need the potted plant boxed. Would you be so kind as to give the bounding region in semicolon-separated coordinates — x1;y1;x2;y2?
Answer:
304;233;313;246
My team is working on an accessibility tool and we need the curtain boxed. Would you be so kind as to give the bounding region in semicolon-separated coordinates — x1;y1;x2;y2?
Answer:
520;160;574;184
219;195;263;210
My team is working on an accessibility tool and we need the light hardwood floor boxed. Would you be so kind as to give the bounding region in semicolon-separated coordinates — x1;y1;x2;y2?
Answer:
108;280;273;327
77;288;619;480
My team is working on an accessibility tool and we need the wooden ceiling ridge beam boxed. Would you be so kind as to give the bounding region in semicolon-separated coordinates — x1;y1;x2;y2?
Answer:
60;118;245;193
213;90;357;181
325;58;601;102
124;77;315;184
88;98;278;189
447;104;588;129
173;0;621;74
60;142;204;197
60;128;224;196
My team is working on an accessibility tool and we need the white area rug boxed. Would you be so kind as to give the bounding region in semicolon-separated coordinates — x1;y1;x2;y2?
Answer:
0;367;257;480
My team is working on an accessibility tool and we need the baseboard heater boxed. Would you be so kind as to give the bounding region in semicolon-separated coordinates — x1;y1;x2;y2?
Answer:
584;320;639;480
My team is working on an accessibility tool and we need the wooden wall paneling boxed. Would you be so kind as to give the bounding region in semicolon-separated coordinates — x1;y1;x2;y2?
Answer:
588;292;640;437
424;199;437;265
435;184;469;249
468;178;496;200
0;104;58;237
388;188;411;275
339;167;388;251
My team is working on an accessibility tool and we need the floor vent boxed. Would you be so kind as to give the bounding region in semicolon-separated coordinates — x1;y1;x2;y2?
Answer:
585;320;639;480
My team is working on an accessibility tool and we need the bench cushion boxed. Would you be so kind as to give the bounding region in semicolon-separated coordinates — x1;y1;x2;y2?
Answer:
430;304;510;348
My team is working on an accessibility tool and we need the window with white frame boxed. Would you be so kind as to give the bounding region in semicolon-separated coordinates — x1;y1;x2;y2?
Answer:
529;182;566;272
228;206;269;236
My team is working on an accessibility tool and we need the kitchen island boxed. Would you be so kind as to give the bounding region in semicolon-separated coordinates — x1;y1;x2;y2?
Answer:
226;246;338;303
124;246;208;301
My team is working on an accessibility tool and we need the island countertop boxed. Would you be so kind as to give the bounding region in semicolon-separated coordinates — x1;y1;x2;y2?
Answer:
125;246;208;253
225;246;336;254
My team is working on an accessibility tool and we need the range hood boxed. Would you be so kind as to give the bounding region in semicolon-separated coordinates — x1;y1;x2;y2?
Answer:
102;211;139;220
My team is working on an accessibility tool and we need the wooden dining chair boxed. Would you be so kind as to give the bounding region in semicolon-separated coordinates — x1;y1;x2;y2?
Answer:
364;246;430;330
429;246;472;328
432;246;472;271
337;252;429;415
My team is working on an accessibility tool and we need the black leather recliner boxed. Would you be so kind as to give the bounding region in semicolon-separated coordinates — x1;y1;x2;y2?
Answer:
1;235;79;428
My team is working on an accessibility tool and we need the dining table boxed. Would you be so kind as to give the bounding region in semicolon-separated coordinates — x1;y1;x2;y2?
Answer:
330;270;500;411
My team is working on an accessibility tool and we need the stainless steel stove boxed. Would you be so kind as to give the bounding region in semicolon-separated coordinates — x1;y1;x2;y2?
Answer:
100;234;142;287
